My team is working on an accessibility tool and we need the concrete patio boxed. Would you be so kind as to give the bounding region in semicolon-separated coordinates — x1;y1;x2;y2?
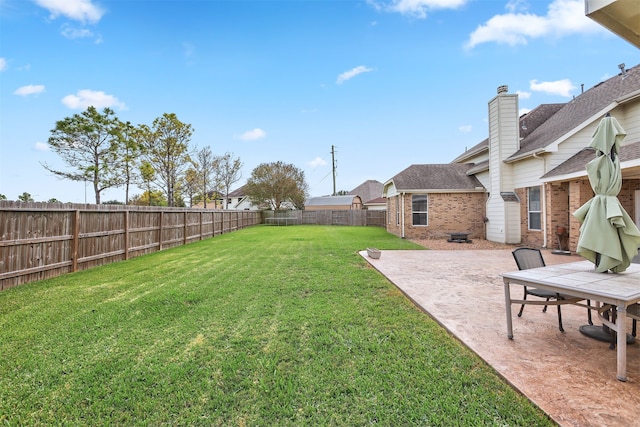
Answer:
360;249;640;427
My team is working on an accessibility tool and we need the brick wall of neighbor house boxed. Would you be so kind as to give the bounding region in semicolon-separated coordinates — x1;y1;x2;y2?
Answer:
386;192;486;240
546;182;571;251
515;187;544;248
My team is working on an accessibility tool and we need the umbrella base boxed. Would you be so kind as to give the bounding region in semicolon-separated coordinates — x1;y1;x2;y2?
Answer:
579;324;635;345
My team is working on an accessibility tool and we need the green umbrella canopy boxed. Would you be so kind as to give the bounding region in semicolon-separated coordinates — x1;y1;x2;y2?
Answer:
573;115;640;273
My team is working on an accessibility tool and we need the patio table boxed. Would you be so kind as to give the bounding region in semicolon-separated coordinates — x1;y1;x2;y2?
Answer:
502;260;640;381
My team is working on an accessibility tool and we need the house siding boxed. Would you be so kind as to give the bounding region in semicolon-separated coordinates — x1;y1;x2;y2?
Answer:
621;102;640;142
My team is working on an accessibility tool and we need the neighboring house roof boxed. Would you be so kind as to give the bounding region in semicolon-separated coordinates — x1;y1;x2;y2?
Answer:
366;196;386;205
542;141;640;179
349;180;383;203
227;185;247;198
508;64;640;161
305;195;361;207
388;164;484;191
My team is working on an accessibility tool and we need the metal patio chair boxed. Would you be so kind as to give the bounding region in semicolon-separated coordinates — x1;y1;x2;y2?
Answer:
512;248;588;332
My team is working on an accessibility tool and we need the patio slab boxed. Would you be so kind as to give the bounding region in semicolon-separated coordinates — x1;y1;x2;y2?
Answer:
360;249;640;427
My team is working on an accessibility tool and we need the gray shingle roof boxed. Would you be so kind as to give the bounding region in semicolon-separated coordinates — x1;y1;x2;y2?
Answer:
542;141;640;179
348;180;383;203
509;64;640;160
390;164;484;191
227;185;246;197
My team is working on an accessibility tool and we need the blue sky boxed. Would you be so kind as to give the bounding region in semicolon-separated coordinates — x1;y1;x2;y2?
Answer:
1;0;638;203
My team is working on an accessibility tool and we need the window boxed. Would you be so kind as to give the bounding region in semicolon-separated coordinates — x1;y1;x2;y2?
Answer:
412;194;428;226
528;187;541;230
395;196;400;225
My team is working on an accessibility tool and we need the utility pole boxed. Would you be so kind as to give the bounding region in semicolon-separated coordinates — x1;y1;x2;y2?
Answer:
331;145;337;196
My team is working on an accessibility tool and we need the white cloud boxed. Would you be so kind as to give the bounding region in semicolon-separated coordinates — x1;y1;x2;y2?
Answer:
61;89;126;109
465;0;602;49
519;107;532;116
0;58;7;71
234;128;266;141
308;157;327;168
35;142;50;152
529;78;576;97
35;0;105;23
369;0;467;18
337;65;373;85
458;125;472;133
61;24;94;39
516;90;531;99
14;85;46;96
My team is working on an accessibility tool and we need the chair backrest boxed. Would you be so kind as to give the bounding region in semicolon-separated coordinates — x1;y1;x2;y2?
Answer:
512;248;546;270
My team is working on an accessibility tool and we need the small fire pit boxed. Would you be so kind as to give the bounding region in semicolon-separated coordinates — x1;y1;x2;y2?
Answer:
447;232;472;243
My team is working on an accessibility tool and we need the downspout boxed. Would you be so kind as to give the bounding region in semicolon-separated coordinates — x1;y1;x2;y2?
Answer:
401;192;406;238
532;153;547;248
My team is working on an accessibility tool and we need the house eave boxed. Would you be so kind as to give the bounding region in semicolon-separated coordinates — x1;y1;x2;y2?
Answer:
585;0;640;49
504;149;548;164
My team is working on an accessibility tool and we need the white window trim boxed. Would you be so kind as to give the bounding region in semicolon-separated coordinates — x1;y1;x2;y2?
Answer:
412;194;428;227
528;186;541;231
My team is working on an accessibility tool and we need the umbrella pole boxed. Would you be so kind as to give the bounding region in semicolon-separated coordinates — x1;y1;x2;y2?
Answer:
579;253;635;347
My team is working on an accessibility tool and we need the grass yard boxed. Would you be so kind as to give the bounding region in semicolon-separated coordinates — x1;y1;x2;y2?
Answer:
0;225;554;426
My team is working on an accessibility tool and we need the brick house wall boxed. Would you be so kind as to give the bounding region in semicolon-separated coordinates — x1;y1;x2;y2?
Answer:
545;181;571;251
564;178;640;253
515;187;544;248
386;192;486;240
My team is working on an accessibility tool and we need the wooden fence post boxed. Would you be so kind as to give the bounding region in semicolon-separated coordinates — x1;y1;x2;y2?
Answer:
124;210;129;260
158;211;164;251
72;210;80;272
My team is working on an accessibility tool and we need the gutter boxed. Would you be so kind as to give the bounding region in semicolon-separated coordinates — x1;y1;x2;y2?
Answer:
401;192;405;238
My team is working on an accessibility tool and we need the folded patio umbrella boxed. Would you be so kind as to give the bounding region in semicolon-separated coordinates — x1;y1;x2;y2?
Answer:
573;115;640;273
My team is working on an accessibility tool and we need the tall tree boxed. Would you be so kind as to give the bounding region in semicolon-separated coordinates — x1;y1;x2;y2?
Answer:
245;161;309;210
42;106;124;204
139;161;155;206
214;152;242;209
140;113;193;207
183;167;200;208
193;146;216;208
115;121;144;204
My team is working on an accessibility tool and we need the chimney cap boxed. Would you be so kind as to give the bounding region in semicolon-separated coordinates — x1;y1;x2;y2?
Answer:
497;85;508;94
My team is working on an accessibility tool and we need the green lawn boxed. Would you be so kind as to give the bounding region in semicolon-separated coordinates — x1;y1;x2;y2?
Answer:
0;225;553;426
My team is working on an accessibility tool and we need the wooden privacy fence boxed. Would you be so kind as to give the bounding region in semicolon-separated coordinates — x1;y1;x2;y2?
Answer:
0;202;261;290
263;209;387;227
